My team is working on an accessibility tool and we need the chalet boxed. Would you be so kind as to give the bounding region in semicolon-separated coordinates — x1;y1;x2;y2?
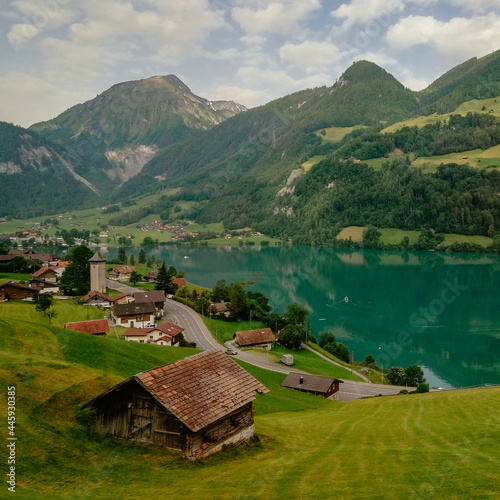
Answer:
143;271;158;282
209;301;229;317
109;292;133;305
65;319;110;337
108;266;137;281
133;290;166;311
113;302;155;327
83;350;268;459
0;281;40;301
281;373;343;398
32;266;58;284
122;323;184;345
172;277;187;289
81;291;113;308
234;328;275;350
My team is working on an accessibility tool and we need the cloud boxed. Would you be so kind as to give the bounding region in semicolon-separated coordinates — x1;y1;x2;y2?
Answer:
232;0;321;36
0;71;93;127
386;13;500;59
211;85;270;108
279;41;344;73
446;0;500;14
331;0;406;31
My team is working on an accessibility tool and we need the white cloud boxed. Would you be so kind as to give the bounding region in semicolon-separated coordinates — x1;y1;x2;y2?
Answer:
279;41;344;73
354;52;397;68
0;72;93;127
211;85;270;108
332;0;406;31
386;13;500;59
232;0;321;36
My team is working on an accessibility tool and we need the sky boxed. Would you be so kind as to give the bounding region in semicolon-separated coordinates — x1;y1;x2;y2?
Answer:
1;0;500;128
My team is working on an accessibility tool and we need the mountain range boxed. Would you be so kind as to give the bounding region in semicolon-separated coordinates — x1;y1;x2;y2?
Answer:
2;50;500;243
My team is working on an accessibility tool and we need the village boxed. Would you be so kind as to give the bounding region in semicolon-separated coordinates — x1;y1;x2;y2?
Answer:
0;245;414;461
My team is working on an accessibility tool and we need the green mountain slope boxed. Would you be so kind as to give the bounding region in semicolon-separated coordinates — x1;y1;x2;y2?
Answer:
420;49;500;113
0;121;101;217
28;75;245;190
2;317;499;499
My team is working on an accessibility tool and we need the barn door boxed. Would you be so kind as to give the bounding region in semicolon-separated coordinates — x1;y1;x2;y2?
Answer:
128;395;153;441
153;409;182;450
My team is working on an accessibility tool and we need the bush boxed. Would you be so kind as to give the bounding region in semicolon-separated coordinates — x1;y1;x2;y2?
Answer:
399;389;409;394
415;383;430;393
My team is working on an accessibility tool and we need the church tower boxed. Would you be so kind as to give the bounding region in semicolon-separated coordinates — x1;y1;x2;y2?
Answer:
89;251;106;293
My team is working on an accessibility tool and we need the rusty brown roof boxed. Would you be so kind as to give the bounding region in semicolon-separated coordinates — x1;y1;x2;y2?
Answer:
114;302;155;316
109;292;131;302
154;323;183;336
135;350;268;432
82;290;112;302
134;290;166;304
235;328;275;347
281;373;343;394
122;327;153;337
109;266;137;274
65;319;109;335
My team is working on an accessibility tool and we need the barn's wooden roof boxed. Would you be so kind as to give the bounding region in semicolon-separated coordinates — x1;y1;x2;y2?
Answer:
136;350;268;432
235;328;275;347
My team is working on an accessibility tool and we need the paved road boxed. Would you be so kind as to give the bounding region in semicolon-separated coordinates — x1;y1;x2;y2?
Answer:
106;280;409;400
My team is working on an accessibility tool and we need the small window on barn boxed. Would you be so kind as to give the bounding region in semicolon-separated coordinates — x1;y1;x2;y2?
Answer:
150;335;153;339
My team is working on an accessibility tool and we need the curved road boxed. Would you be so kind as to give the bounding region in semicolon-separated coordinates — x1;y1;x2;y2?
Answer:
106;280;409;400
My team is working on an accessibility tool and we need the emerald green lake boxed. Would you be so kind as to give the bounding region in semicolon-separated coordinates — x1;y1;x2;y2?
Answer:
106;245;500;389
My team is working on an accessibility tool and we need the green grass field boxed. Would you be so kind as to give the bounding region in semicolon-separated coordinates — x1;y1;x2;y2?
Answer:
1;317;499;499
336;226;492;248
411;148;500;173
336;226;366;242
0;299;105;328
302;155;327;171
382;95;500;134
202;317;268;344
315;125;367;143
0;272;32;284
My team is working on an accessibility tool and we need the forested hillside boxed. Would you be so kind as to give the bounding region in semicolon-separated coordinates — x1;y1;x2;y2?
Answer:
0;121;100;217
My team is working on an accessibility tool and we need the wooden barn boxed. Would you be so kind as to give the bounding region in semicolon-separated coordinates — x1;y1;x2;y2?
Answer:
281;372;343;398
83;350;268;459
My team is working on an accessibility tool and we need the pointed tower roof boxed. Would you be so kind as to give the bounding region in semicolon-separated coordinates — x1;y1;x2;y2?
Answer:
88;251;106;263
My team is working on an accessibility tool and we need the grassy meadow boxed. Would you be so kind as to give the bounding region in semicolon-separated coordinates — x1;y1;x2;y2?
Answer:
314;125;367;143
382;95;500;134
336;226;493;249
1;317;499;499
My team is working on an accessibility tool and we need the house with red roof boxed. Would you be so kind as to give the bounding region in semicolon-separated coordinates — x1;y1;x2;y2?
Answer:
108;266;137;281
234;328;276;350
122;322;184;346
83;350;268;459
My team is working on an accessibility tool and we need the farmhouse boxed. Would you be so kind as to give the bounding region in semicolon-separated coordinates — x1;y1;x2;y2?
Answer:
172;277;187;289
209;301;229;316
113;302;155;327
109;292;133;305
122;323;184;345
143;271;158;282
281;373;343;398
234;328;275;350
81;291;113;308
32;266;58;283
133;290;166;311
0;281;41;301
84;350;268;459
65;319;110;336
108;266;137;281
